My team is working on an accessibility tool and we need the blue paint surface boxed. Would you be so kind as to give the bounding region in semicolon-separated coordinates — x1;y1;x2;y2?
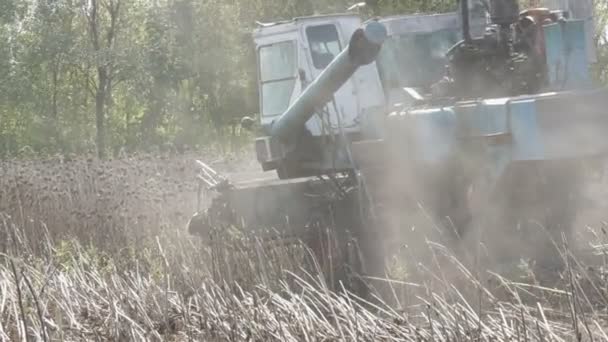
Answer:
544;20;591;90
509;99;544;161
385;18;599;181
562;20;590;88
544;23;566;89
409;107;457;162
407;97;545;166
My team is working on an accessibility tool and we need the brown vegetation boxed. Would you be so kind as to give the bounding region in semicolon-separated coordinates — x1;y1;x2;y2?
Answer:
1;154;608;341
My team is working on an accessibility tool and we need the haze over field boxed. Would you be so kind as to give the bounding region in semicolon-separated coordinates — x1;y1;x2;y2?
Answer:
2;0;608;341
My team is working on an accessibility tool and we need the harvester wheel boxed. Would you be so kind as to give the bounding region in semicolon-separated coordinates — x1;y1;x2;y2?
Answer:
297;192;380;297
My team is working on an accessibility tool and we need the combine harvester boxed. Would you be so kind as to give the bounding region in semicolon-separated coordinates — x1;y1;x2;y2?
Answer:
190;0;605;289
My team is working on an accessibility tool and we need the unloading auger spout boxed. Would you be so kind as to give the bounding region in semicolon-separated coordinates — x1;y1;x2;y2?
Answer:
269;21;387;142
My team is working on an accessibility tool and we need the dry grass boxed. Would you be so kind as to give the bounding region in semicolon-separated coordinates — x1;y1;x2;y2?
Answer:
1;153;608;341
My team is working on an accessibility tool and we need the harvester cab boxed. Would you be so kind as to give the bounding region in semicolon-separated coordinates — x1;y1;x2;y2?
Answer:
253;15;385;140
252;15;388;178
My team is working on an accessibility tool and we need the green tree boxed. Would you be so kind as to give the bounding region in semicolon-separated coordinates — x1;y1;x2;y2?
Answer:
1;0;606;157
83;0;121;158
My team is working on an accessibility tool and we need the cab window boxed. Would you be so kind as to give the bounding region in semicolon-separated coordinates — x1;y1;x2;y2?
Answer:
306;24;342;69
258;41;297;117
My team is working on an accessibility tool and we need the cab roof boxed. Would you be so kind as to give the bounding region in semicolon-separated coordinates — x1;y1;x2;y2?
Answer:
252;13;360;38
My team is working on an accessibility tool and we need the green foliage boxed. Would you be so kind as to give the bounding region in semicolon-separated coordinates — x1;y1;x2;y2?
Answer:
0;0;452;157
1;0;606;157
54;239;115;275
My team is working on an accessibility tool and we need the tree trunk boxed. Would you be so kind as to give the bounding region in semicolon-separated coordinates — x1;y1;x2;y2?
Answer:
51;61;58;120
86;0;120;158
96;69;107;158
51;59;62;149
142;79;165;147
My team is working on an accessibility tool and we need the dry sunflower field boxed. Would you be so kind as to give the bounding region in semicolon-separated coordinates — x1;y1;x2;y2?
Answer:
2;152;608;341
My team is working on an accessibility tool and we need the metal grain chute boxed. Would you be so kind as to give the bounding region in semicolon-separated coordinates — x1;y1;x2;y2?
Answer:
270;21;387;143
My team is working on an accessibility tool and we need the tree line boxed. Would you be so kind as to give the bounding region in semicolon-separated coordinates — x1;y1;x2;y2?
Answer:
0;0;605;157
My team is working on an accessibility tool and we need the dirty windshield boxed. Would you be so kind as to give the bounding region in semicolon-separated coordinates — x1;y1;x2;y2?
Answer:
377;29;459;90
306;24;341;69
259;41;296;116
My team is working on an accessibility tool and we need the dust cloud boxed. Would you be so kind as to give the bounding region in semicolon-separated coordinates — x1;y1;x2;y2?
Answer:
365;94;608;289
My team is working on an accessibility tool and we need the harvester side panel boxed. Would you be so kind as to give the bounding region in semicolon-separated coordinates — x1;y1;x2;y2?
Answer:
534;90;608;159
545;20;591;90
